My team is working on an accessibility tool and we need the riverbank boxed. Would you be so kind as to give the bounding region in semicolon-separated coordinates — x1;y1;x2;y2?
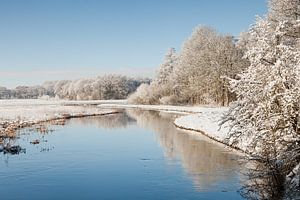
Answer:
0;99;120;140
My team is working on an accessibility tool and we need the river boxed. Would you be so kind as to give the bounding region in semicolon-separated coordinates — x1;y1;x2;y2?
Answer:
0;109;245;200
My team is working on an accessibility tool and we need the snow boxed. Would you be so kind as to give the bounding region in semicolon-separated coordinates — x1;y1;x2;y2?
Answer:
0;100;122;121
0;99;126;107
174;112;229;140
0;99;119;137
98;103;224;114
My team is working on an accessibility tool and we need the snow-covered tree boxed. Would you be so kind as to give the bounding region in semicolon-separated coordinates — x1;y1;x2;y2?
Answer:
225;0;300;155
174;26;247;105
156;48;177;85
0;87;12;99
130;26;246;106
154;48;178;104
0;75;149;100
223;0;300;198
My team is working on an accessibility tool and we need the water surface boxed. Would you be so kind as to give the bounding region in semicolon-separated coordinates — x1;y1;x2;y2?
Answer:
0;109;244;200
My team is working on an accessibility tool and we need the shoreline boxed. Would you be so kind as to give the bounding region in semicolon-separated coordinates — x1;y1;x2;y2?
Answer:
0;110;120;141
98;103;246;153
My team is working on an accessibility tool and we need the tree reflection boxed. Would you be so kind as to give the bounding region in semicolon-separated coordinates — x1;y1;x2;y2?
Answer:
127;109;243;191
69;112;136;129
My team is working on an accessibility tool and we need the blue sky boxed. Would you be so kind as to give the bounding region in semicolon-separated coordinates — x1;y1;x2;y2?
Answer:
0;0;267;88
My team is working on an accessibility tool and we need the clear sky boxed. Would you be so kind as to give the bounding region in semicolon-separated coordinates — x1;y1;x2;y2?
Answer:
0;0;267;88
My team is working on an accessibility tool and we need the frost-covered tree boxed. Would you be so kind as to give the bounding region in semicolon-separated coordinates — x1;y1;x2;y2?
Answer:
0;75;149;100
0;87;12;99
130;26;247;106
223;0;300;198
174;26;247;105
225;0;300;155
156;48;177;85
49;75;149;100
154;48;178;104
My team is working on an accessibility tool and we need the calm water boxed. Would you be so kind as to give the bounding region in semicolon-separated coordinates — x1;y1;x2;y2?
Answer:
0;109;244;200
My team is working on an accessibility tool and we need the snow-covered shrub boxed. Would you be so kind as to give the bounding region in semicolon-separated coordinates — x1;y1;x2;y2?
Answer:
128;83;158;104
159;95;178;105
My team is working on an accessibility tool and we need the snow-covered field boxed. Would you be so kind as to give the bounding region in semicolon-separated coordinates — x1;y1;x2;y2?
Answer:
0;99;122;121
0;99;120;138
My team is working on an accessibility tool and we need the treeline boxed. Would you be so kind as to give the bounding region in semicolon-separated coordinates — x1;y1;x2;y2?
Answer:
0;75;150;100
0;86;53;99
129;27;248;106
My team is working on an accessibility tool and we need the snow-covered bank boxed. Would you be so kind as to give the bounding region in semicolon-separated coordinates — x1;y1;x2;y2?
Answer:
97;103;226;114
174;113;228;141
0;99;120;139
173;113;250;152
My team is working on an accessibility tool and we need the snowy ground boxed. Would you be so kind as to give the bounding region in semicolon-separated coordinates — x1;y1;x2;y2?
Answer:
0;99;122;121
0;99;120;138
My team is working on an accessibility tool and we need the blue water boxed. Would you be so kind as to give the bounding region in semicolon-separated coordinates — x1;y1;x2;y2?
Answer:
0;110;244;200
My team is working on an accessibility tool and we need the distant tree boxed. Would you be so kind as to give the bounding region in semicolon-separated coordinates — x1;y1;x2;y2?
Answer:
0;87;11;99
0;75;148;100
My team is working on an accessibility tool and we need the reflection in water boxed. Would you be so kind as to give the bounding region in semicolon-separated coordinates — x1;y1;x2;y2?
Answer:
0;113;135;155
126;109;243;191
68;112;136;129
